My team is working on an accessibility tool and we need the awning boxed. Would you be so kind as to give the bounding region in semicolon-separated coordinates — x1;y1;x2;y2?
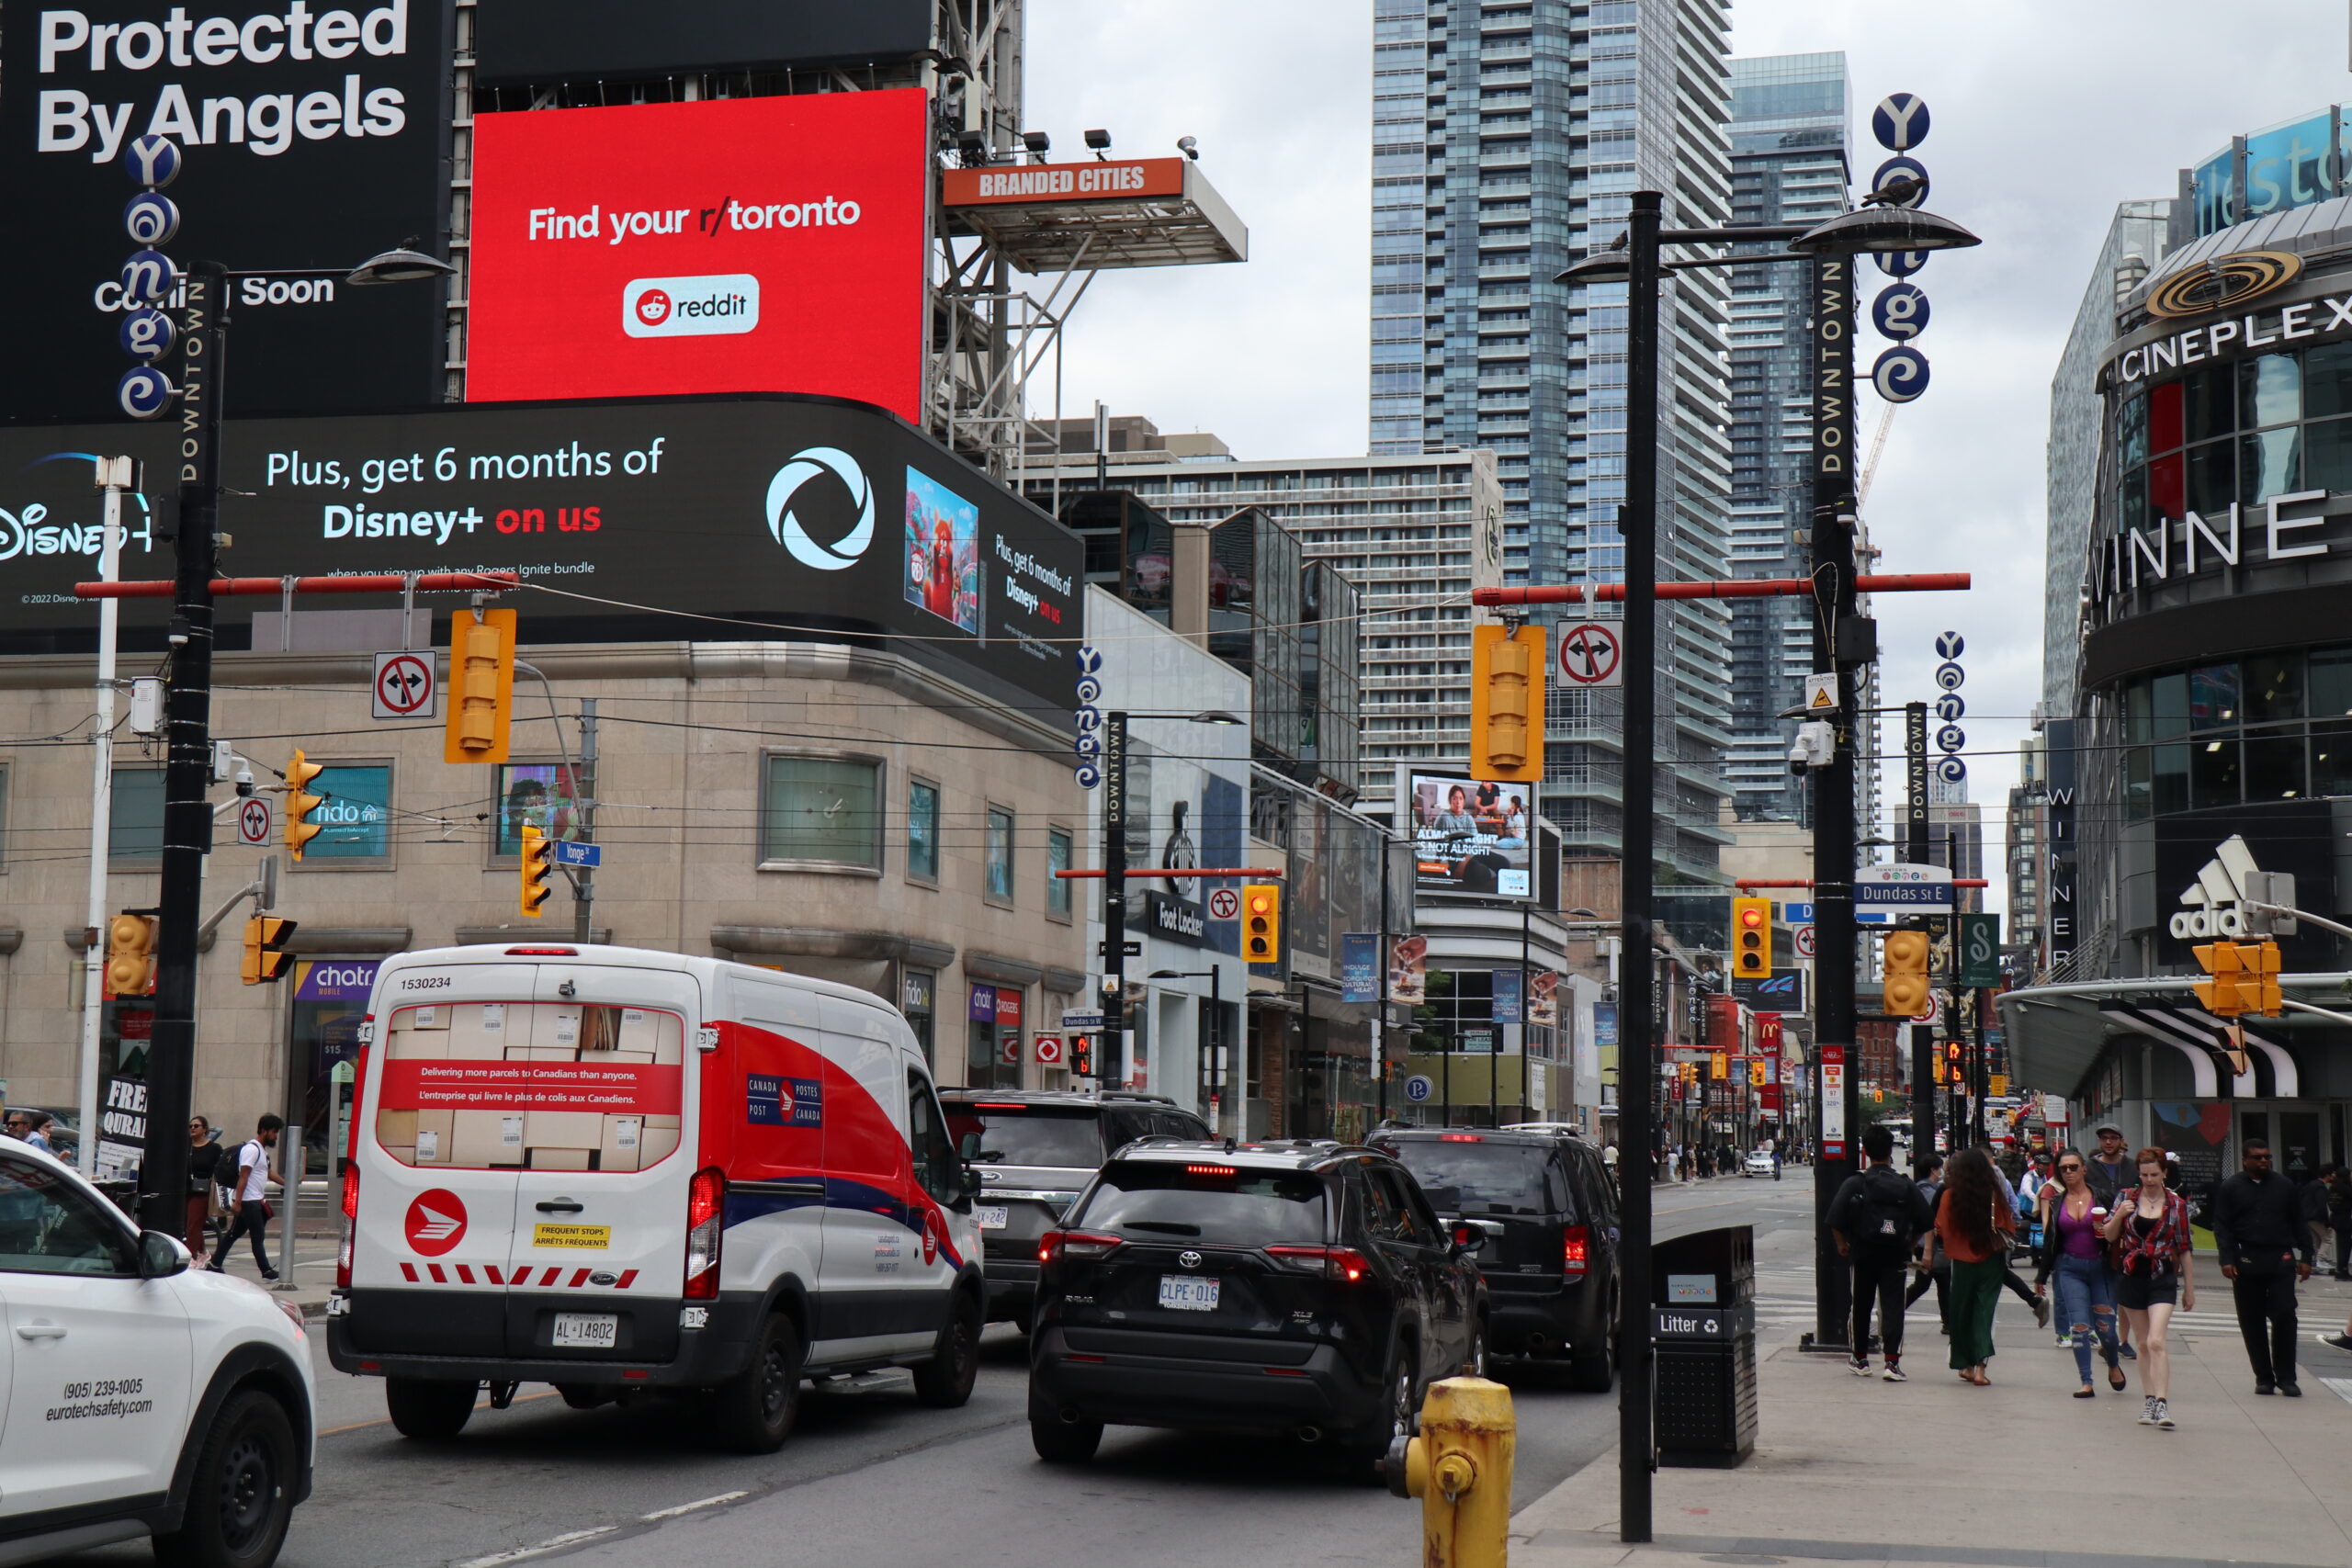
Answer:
2000;976;2335;1099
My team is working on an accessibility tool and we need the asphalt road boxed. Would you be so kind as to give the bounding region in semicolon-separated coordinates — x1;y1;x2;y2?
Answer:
47;1172;1820;1568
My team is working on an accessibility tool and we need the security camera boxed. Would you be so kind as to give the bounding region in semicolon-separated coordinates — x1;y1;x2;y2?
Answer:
235;767;256;796
1177;135;1200;161
1788;721;1836;775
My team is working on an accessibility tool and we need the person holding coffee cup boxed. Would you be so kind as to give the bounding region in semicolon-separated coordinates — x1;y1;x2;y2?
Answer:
2035;1147;2126;1397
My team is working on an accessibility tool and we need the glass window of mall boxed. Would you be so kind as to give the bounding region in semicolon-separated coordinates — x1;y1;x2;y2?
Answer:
761;752;883;871
2117;646;2352;815
984;806;1014;905
2112;340;2352;532
1046;826;1073;918
908;777;940;885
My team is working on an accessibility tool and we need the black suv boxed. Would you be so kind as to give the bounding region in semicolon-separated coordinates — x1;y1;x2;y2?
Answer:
939;1090;1211;1328
1367;1127;1620;1390
1027;1139;1487;1470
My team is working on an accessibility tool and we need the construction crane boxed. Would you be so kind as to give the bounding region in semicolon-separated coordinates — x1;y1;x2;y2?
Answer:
1856;403;1896;508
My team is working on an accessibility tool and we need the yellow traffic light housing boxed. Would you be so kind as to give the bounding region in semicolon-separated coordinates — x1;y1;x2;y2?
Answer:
1241;883;1282;964
445;607;518;765
1882;928;1930;1018
104;913;156;998
2238;940;2283;1017
2192;941;2245;1018
1748;1058;1769;1088
240;916;300;986
1469;624;1545;783
519;822;555;919
1731;896;1771;979
286;749;325;861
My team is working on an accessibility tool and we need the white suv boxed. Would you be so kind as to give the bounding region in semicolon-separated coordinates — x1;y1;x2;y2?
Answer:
0;1140;315;1568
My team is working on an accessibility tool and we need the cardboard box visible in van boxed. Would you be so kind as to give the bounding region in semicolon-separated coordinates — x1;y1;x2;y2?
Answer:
527;1147;593;1171
410;1110;454;1165
524;1111;605;1151
450;1110;520;1168
598;1115;645;1173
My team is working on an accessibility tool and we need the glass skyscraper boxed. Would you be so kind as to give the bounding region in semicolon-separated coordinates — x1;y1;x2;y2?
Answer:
1723;52;1849;822
1370;0;1736;897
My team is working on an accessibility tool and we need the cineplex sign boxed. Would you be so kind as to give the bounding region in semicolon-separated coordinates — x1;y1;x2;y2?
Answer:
0;395;1082;712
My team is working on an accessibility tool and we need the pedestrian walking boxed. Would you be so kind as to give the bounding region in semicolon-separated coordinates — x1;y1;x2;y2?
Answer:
2328;1164;2352;1280
2317;1303;2351;1355
2301;1166;2336;1278
1829;1124;1934;1381
207;1114;282;1280
2211;1137;2313;1397
1933;1146;2016;1385
2082;1123;2136;1358
2034;1148;2126;1398
184;1114;224;1258
2102;1146;2196;1427
1905;1153;1951;1333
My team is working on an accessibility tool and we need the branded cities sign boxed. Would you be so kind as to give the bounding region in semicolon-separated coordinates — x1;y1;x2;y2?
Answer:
468;90;927;421
0;395;1083;712
0;1;455;423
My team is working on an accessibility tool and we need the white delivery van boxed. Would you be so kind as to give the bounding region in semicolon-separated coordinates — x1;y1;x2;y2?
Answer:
324;943;984;1452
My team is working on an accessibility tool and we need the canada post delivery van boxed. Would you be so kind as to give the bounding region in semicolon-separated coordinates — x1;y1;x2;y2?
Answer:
324;943;985;1452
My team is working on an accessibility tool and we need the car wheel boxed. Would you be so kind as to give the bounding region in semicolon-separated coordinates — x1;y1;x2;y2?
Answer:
384;1377;478;1442
153;1390;297;1568
1468;1317;1489;1379
912;1291;982;1408
1031;1414;1103;1462
709;1313;804;1454
1568;1286;1620;1393
1345;1342;1418;1480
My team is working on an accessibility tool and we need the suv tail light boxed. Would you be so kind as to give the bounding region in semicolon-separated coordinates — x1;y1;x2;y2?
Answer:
1266;1245;1371;1283
1038;1229;1123;1264
336;1165;358;1290
684;1168;727;1300
1563;1224;1590;1279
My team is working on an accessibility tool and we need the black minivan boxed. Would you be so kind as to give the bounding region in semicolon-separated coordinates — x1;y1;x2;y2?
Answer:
1367;1128;1620;1390
1027;1140;1487;1470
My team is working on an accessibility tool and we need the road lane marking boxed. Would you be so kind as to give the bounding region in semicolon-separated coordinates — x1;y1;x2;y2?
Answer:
641;1492;751;1520
456;1527;618;1568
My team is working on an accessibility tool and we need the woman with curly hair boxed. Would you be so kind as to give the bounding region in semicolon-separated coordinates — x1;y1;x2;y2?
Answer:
2102;1145;2197;1428
1935;1146;2017;1384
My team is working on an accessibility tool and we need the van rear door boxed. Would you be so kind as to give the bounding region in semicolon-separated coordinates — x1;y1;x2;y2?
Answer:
503;964;700;1364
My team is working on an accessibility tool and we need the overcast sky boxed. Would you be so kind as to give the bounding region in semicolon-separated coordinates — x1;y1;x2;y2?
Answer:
1027;1;2352;917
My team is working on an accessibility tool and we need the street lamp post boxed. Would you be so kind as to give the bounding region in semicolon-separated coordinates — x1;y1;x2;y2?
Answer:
1556;187;1977;1545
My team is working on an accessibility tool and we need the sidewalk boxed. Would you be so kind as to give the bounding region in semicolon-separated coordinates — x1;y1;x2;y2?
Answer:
1515;1271;2352;1568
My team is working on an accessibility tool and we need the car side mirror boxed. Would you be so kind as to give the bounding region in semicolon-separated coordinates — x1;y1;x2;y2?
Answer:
139;1229;192;1280
959;1131;982;1160
960;1166;983;1198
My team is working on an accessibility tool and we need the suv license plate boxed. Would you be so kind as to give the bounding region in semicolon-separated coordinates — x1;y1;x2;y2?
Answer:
552;1312;618;1348
973;1205;1009;1230
1158;1275;1220;1312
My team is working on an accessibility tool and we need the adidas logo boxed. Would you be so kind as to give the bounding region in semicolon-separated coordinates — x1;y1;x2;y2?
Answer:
2169;835;2291;940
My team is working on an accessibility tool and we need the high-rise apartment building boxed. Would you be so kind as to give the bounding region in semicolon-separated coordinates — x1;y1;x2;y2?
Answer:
1369;0;1737;894
1724;52;1849;820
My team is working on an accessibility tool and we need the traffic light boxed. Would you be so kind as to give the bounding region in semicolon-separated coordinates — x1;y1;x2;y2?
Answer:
240;916;299;986
1469;624;1545;783
1731;896;1771;979
1748;1058;1768;1088
104;913;155;998
1882;928;1930;1018
445;606;517;765
2192;941;2245;1018
285;750;324;860
1709;1051;1728;1080
2238;940;2283;1017
519;822;555;919
1241;882;1282;963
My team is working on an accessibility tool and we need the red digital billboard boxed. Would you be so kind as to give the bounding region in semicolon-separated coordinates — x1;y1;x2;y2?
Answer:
468;91;926;419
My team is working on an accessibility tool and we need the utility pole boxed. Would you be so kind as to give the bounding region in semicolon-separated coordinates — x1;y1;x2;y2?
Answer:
572;699;598;943
140;258;228;1237
76;457;131;1176
1806;250;1861;1352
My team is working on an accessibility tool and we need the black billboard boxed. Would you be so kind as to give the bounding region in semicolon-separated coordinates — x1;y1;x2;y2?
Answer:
474;0;931;87
0;394;1082;715
2152;800;2339;969
0;1;454;424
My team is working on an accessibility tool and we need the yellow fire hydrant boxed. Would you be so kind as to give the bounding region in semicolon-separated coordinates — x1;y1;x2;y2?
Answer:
1385;1375;1516;1568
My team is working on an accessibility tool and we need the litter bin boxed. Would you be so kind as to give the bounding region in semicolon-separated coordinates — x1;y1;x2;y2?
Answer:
1652;1224;1757;1467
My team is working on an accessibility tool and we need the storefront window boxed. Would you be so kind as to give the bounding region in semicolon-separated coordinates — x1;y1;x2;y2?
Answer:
901;969;937;1066
289;959;376;1177
967;983;1024;1089
304;763;391;863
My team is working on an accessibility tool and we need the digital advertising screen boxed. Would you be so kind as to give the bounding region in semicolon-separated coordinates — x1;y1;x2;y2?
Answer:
1405;773;1532;899
0;394;1082;714
467;91;927;419
473;0;933;85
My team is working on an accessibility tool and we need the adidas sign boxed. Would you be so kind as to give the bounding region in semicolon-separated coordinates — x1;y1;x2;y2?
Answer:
2169;835;2294;940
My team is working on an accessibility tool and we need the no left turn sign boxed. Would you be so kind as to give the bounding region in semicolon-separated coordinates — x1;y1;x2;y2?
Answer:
1557;621;1624;687
372;650;435;719
1207;886;1240;920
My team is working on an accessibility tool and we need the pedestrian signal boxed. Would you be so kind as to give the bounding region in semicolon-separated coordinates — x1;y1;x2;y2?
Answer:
1070;1033;1095;1077
445;607;517;764
1731;897;1771;979
1881;928;1930;1017
1242;883;1281;963
519;822;555;919
1470;624;1546;783
105;913;156;998
285;750;325;861
241;916;299;986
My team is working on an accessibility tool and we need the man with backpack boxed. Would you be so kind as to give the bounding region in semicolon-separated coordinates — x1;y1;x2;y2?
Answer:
1830;1124;1935;1381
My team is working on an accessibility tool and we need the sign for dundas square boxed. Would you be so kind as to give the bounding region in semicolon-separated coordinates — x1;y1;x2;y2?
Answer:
467;90;926;419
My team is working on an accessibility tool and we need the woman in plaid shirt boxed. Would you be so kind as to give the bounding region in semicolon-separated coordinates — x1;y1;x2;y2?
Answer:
2101;1147;2198;1428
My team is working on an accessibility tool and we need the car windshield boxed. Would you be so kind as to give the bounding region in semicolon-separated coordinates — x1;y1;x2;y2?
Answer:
1070;1162;1327;1247
1382;1140;1565;1217
944;1106;1103;1169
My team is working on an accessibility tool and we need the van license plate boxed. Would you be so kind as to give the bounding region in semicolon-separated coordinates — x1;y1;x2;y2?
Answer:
1158;1275;1220;1312
973;1206;1009;1230
552;1313;618;1348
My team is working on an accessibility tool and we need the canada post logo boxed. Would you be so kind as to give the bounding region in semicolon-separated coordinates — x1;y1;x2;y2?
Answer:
622;275;760;338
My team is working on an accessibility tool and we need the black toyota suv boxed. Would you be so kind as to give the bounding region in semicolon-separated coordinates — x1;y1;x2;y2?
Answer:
939;1090;1211;1328
1027;1140;1487;1472
1367;1127;1620;1390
